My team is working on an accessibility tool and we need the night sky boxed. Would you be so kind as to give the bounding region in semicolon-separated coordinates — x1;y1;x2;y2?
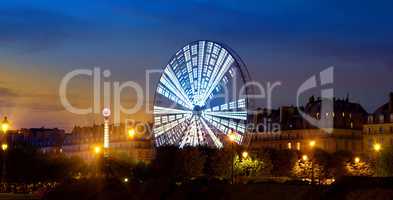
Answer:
0;0;392;130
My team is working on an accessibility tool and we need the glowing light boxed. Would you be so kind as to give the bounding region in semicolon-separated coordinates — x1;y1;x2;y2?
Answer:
102;108;111;117
1;124;8;134
242;151;248;158
373;143;381;152
354;157;360;163
309;140;316;148
123;178;129;183
94;146;102;154
302;155;308;161
1;117;9;134
103;108;110;149
128;129;135;139
228;131;236;142
1;144;7;151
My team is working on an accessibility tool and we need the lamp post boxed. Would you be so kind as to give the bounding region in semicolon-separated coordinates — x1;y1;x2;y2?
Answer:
228;131;236;184
308;140;316;185
1;117;9;134
354;157;360;164
373;143;381;152
1;143;7;183
1;117;9;183
242;151;248;159
127;128;136;139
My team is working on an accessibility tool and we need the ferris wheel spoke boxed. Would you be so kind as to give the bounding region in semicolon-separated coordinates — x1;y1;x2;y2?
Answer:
203;110;247;121
199;52;234;105
159;74;193;109
182;45;196;101
153;114;192;137
179;115;204;148
200;117;223;148
195;41;205;103
153;105;192;115
202;114;245;144
155;119;189;146
163;67;194;107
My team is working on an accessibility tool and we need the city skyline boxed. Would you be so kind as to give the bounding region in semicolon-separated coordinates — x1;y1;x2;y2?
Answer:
1;0;393;130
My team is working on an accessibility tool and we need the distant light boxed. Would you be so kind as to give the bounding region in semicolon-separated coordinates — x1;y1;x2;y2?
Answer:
242;151;248;158
354;157;360;163
94;146;102;154
1;144;8;151
1;117;9;133
309;140;316;148
102;108;111;117
123;178;129;183
128;129;136;139
373;143;381;152
302;155;308;161
228;131;236;142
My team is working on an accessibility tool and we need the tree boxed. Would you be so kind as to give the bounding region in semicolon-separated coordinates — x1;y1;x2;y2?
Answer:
234;155;262;177
175;147;206;180
269;149;298;177
329;150;353;178
255;150;273;176
292;159;323;181
205;148;232;179
345;160;373;176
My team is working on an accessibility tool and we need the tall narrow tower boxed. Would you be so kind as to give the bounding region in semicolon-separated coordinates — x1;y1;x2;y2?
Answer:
102;108;111;149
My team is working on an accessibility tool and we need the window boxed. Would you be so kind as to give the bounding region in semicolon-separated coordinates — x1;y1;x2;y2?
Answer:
296;142;301;150
368;115;374;124
379;115;385;123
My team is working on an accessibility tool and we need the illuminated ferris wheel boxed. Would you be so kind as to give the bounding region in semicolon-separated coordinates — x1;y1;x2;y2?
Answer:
153;40;252;148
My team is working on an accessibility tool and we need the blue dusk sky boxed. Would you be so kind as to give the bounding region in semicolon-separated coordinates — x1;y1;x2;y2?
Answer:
0;0;392;130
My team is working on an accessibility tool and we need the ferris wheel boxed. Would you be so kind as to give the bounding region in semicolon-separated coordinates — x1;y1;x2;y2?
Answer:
153;40;252;148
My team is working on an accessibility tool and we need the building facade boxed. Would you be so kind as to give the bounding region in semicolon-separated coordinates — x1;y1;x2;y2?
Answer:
363;93;393;153
246;95;369;155
62;124;155;162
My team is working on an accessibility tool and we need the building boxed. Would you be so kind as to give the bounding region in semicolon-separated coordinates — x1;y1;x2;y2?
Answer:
363;93;393;153
9;128;65;153
303;96;367;130
246;95;369;155
61;123;155;162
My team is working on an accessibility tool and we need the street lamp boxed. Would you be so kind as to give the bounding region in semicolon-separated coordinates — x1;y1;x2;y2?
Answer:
228;131;236;184
302;154;308;161
242;151;248;159
128;128;136;139
94;146;102;155
1;144;7;152
373;143;381;152
354;157;360;164
309;140;316;148
1;117;9;134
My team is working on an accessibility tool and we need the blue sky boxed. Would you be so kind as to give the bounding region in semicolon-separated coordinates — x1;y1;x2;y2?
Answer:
0;0;392;129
